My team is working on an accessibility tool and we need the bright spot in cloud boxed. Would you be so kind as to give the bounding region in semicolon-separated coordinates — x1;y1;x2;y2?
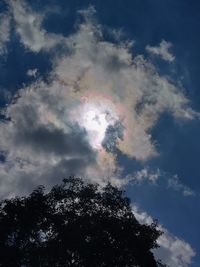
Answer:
71;95;119;149
83;107;108;149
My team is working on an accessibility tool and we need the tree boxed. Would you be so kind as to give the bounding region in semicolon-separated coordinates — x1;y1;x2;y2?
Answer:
0;177;168;267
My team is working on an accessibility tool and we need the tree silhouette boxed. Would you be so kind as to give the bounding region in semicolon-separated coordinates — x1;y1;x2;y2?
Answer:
0;177;168;267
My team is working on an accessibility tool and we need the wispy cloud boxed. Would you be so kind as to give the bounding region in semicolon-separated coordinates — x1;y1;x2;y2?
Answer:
167;174;195;196
126;168;195;197
0;12;10;55
146;40;175;62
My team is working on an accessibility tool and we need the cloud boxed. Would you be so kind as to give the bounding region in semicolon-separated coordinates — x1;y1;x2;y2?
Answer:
27;68;38;77
0;4;198;197
126;168;195;197
54;12;198;160
132;205;196;267
167;174;195;196
9;0;65;52
0;80;99;197
146;40;175;62
126;168;160;184
0;12;10;55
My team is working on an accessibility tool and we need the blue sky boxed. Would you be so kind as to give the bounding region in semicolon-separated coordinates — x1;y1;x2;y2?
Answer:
0;1;200;266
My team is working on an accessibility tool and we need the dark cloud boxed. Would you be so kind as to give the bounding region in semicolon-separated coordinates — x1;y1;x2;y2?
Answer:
14;123;94;157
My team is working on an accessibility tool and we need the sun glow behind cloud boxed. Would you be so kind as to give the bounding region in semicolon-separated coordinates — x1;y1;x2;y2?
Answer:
71;94;120;150
81;106;113;149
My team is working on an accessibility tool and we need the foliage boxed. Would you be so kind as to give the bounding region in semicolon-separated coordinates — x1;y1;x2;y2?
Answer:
0;177;168;267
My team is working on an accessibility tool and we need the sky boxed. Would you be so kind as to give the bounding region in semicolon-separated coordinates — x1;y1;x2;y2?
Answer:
0;0;200;266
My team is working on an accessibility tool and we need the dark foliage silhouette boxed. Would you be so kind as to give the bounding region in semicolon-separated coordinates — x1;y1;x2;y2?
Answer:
0;177;168;267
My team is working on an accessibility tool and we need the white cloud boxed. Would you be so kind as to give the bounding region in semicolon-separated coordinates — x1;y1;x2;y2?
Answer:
9;0;66;52
27;68;38;77
146;40;175;62
132;205;196;267
0;12;10;55
0;5;198;197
